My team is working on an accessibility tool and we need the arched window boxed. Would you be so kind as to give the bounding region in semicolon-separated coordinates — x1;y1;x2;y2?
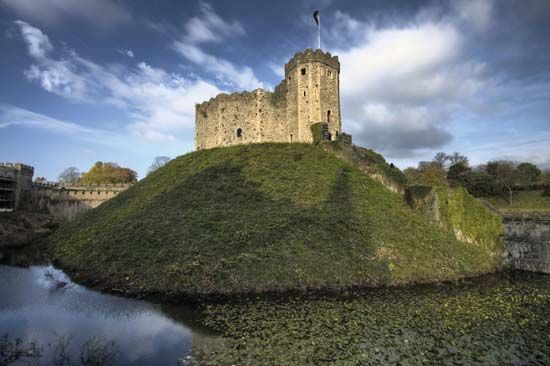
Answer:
236;128;242;138
327;110;331;123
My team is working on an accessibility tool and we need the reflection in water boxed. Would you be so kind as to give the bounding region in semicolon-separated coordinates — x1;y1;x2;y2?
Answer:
0;265;201;366
2;265;550;365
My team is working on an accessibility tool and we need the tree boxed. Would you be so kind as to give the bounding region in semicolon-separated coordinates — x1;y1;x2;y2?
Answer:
447;162;471;183
403;167;419;184
486;160;517;203
432;152;450;170
540;169;550;196
448;152;469;166
539;169;550;185
58;167;81;184
81;162;138;184
516;162;541;187
461;171;499;197
415;161;446;186
147;156;171;175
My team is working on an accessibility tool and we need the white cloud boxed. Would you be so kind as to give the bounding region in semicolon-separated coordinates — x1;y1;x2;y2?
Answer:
172;2;262;91
268;62;285;79
173;42;263;90
2;0;131;29
0;103;90;133
328;7;492;158
0;103;136;151
14;20;52;59
452;0;493;31
119;49;135;58
14;21;223;141
183;2;245;44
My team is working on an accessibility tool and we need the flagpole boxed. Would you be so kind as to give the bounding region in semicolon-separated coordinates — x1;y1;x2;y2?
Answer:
317;13;321;49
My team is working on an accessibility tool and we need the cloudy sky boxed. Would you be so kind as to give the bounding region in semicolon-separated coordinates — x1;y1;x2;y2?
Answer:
1;0;549;180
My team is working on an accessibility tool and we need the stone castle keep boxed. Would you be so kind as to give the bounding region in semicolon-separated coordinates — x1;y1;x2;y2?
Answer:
195;49;344;150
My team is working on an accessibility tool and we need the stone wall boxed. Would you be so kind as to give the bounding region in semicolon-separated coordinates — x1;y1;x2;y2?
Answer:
0;163;34;211
195;49;342;150
502;211;550;274
405;186;503;256
196;88;288;150
25;183;132;221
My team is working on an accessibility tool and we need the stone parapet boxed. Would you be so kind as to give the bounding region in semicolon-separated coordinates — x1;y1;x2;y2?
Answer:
284;49;340;74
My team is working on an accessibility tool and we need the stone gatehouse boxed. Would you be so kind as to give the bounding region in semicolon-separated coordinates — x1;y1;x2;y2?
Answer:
195;49;344;150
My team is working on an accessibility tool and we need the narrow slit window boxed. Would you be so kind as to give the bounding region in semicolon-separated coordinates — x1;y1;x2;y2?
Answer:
236;128;242;138
303;90;307;97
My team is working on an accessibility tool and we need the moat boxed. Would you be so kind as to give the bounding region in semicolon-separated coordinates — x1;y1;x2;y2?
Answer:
2;262;550;365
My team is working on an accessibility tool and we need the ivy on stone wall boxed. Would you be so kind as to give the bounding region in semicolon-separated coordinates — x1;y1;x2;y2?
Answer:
310;122;325;145
437;186;503;256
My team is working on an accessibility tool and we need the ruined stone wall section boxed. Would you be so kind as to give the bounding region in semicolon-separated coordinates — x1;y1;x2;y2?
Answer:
195;49;340;149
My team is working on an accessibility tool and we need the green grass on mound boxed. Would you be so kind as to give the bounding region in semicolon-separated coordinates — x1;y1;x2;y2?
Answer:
487;190;550;212
52;143;500;295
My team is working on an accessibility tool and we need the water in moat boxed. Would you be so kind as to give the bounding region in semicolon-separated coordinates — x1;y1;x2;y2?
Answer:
1;262;550;365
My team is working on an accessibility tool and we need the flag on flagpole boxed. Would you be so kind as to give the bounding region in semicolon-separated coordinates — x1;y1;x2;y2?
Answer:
313;10;320;49
313;10;320;26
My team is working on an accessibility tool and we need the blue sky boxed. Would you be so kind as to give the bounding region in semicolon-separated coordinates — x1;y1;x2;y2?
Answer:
1;0;549;180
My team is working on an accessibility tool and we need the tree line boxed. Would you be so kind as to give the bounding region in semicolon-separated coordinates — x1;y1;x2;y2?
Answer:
34;156;172;185
404;152;550;203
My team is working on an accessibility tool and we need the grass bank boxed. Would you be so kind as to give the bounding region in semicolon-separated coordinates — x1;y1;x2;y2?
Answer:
487;190;550;212
51;143;501;296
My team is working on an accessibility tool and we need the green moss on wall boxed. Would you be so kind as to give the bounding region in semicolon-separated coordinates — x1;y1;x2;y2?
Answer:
436;186;503;256
405;185;433;209
310;122;325;145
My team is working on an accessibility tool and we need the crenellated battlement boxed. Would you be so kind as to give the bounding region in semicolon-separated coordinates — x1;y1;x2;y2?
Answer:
28;181;133;220
196;88;270;111
284;48;340;75
0;162;34;174
32;182;133;190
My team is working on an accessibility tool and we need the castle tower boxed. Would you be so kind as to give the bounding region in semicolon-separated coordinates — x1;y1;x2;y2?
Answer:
284;49;341;143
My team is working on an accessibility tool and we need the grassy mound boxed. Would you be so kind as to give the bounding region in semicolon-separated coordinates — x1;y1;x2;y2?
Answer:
52;143;500;296
487;190;550;212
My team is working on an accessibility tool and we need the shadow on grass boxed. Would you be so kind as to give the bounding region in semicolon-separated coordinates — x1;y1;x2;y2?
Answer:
59;161;384;294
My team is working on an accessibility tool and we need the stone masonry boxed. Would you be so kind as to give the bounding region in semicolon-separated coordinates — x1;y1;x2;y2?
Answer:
0;163;34;212
502;211;550;274
195;49;342;150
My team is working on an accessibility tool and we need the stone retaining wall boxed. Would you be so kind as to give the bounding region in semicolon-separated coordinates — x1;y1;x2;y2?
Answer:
502;211;550;274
